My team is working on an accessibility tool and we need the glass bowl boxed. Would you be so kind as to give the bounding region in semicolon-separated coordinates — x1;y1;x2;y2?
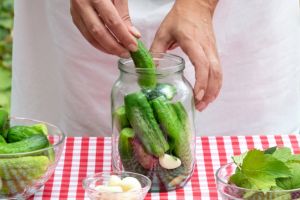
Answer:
216;163;300;200
0;117;65;199
82;171;151;200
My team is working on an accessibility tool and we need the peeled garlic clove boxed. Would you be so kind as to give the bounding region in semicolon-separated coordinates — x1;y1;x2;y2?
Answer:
121;177;142;192
108;175;122;187
95;185;123;193
159;154;182;169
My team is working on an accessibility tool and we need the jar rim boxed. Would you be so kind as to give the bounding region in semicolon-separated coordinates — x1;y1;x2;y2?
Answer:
118;53;185;75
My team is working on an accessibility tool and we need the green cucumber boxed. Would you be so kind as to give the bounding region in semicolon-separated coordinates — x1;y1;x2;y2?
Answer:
7;124;47;143
156;83;177;100
0;156;49;180
0;135;6;144
45;144;55;163
143;83;177;100
0;109;9;138
0;156;49;195
125;92;169;157
172;102;192;138
113;106;130;132
151;96;192;170
130;40;156;88
31;123;48;135
0;134;49;154
0;179;26;196
119;128;135;160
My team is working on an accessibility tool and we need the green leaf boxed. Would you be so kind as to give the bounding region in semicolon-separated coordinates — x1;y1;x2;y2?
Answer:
229;168;253;189
0;91;10;112
232;152;247;167
243;186;290;200
0;18;13;29
264;146;277;154
0;67;11;90
244;191;291;200
272;147;293;162
2;0;14;11
241;149;291;191
288;154;300;162
276;162;300;190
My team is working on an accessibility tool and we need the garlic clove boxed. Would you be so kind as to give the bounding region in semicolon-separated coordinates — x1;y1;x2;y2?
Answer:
120;177;142;192
159;154;182;169
108;175;122;187
95;185;123;193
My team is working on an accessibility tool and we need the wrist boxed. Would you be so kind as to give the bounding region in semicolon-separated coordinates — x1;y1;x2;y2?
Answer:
174;0;218;15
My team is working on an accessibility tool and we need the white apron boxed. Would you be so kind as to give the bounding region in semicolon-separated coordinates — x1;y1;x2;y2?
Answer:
11;0;300;136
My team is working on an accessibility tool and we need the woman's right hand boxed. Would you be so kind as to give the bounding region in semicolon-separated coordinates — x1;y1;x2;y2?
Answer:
70;0;140;58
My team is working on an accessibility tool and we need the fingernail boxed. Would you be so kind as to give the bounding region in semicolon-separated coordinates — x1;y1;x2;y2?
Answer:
130;26;141;38
208;96;216;103
196;102;207;111
120;52;130;58
128;43;138;52
196;89;205;101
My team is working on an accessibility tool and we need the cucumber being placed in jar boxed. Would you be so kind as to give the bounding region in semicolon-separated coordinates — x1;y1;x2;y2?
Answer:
113;106;130;132
0;134;49;154
0;109;9;139
151;96;192;170
125;92;169;157
0;135;6;144
130;40;156;88
142;83;177;101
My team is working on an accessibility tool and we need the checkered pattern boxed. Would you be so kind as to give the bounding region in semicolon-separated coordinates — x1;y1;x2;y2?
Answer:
30;134;300;200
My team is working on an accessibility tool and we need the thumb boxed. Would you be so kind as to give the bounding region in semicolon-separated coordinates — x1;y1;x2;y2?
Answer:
113;0;141;38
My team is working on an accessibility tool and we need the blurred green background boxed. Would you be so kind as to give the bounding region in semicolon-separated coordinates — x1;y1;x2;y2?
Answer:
0;0;13;113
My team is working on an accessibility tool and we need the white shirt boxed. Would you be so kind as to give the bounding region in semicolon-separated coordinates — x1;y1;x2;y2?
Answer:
12;0;300;136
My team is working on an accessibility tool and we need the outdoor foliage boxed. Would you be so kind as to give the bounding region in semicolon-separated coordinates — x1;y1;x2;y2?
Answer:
0;0;13;112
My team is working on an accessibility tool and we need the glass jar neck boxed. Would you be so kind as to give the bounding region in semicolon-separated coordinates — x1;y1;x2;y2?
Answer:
118;53;185;76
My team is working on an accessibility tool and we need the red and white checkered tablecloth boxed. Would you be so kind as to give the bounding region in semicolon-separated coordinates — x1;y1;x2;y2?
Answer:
30;134;300;200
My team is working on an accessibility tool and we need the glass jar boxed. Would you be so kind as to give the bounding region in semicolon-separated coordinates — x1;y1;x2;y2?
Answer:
111;53;195;192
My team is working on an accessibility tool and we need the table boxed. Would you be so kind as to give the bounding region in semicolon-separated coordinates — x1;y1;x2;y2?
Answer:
31;134;300;200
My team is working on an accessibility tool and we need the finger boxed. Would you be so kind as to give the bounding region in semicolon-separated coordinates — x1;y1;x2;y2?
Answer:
178;39;210;104
113;0;141;38
150;31;173;53
202;59;222;103
73;1;130;57
92;0;138;51
71;7;108;53
128;26;141;38
168;42;179;50
196;49;222;111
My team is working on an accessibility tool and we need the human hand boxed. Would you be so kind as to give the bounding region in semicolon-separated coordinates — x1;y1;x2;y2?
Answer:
70;0;141;58
150;0;222;111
